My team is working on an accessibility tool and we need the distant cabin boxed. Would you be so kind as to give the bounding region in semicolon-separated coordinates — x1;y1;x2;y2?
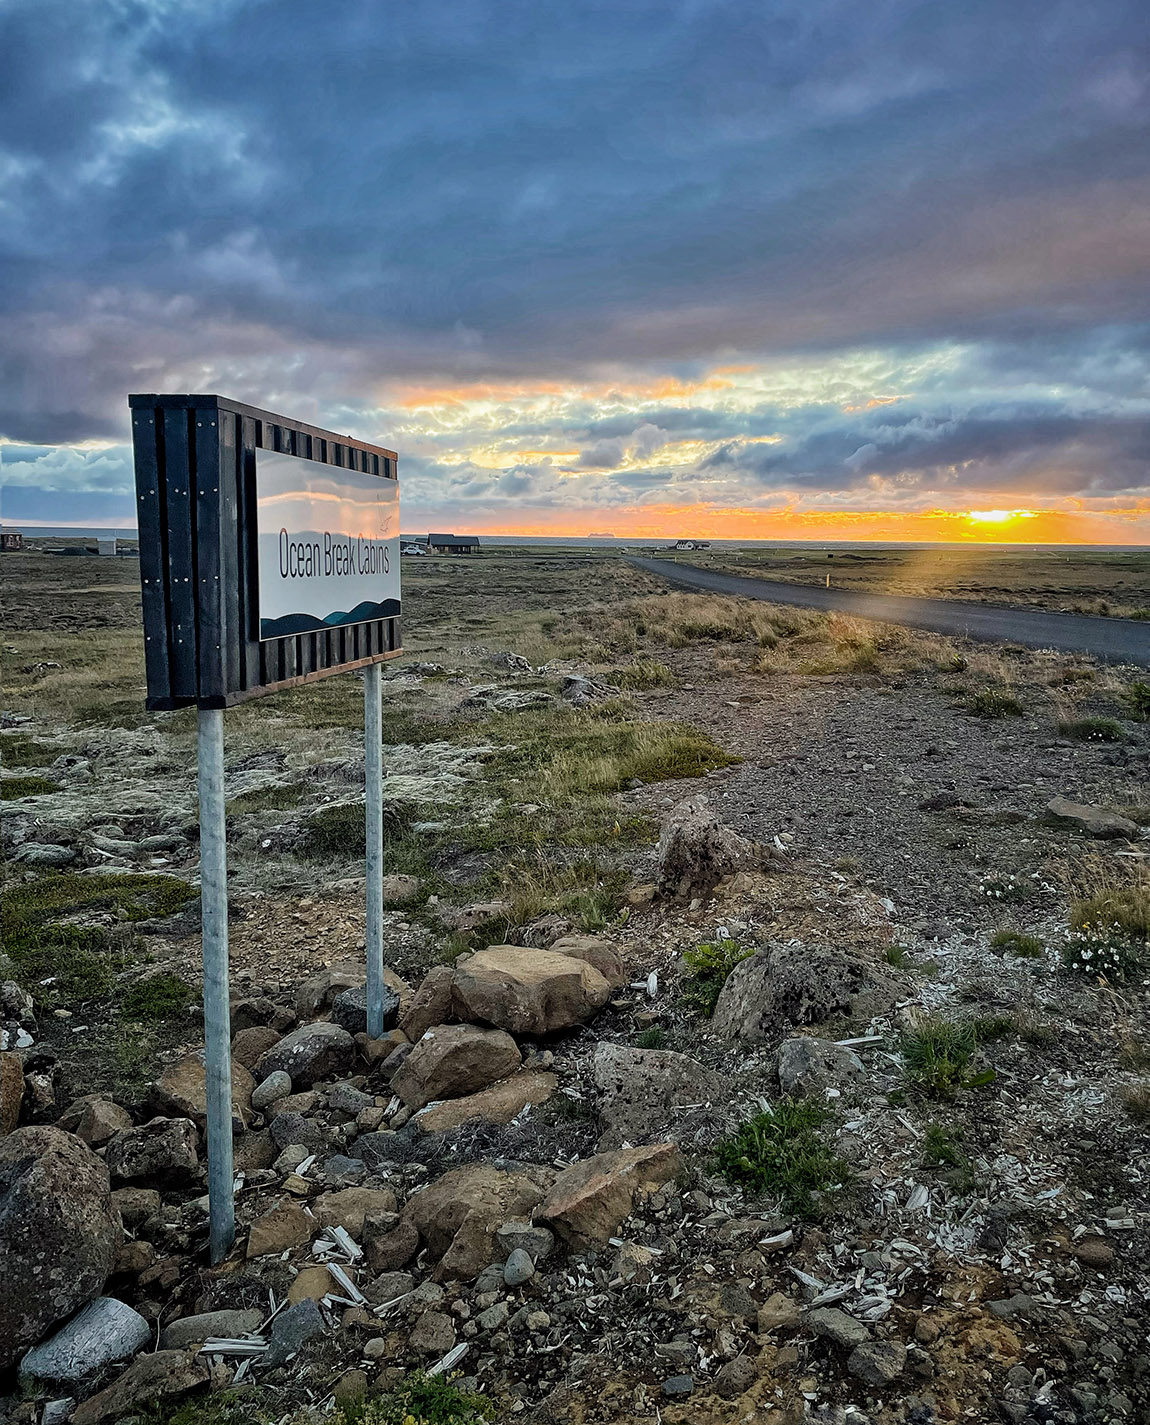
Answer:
97;537;118;557
0;529;23;552
427;533;480;555
671;539;710;551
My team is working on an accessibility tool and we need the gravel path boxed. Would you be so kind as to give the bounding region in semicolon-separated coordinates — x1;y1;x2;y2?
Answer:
629;556;1150;665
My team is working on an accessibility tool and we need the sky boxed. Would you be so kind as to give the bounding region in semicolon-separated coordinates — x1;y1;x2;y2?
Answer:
1;0;1149;543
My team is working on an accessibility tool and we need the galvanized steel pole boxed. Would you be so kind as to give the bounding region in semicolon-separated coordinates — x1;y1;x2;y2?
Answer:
197;707;235;1263
364;662;386;1037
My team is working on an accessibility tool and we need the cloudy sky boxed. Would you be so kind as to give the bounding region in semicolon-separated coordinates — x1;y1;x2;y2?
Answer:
2;0;1148;541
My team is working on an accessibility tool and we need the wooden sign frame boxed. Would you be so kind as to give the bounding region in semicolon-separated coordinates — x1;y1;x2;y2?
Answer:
129;394;401;709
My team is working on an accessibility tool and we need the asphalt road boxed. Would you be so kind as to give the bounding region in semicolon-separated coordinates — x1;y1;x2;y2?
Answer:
628;557;1150;666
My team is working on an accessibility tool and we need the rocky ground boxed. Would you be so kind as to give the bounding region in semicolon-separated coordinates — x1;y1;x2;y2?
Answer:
1;550;1148;1425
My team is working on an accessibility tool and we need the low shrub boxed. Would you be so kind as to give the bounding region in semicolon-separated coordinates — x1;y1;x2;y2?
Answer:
1057;716;1124;742
120;973;195;1022
990;929;1044;959
337;1372;495;1425
680;939;752;1017
900;1016;991;1097
1;774;61;800
715;1099;851;1219
967;688;1024;719
1119;681;1150;720
1061;923;1144;982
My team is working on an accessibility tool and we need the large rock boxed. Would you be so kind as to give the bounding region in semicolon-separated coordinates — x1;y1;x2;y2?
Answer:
72;1349;210;1425
255;1022;355;1087
403;1162;553;1281
711;945;899;1045
330;984;400;1036
0;1051;23;1134
591;1042;730;1150
313;1186;398;1237
1047;796;1139;840
295;964;412;1023
655;796;767;900
246;1204;313;1257
152;1050;256;1130
230;1025;282;1070
776;1036;866;1097
105;1117;199;1184
536;1142;683;1248
548;934;627;989
20;1298;151;1384
451;945;610;1036
391;1024;522;1110
0;1127;122;1369
160;1308;263;1349
414;1070;557;1134
400;964;456;1041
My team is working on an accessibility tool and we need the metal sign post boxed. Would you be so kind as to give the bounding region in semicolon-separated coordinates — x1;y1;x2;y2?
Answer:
130;395;402;1267
197;707;235;1263
364;662;386;1037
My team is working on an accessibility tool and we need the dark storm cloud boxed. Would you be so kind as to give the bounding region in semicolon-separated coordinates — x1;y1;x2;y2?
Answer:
1;0;1148;517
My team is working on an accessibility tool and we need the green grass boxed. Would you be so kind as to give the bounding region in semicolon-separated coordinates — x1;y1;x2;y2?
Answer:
990;929;1044;958
923;1122;977;1194
444;854;630;953
0;733;60;767
337;1373;495;1425
635;1026;668;1050
1119;681;1150;720
966;688;1024;719
120;973;194;1022
900;1016;989;1097
680;939;753;1017
715;1099;851;1220
609;658;676;690
226;782;306;816
1070;886;1150;940
1058;716;1125;742
1;774;61;799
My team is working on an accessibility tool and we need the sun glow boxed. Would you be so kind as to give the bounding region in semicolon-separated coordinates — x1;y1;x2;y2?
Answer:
965;509;1038;525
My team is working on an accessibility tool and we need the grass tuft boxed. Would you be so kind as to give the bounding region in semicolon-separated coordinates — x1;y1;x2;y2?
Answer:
990;929;1045;959
900;1015;986;1097
1119;681;1150;720
715;1099;851;1220
1057;716;1124;742
2;774;61;799
634;1026;668;1050
966;688;1024;719
680;939;753;1017
121;973;195;1022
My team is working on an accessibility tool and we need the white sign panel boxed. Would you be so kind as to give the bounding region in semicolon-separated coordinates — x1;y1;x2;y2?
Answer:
256;450;400;641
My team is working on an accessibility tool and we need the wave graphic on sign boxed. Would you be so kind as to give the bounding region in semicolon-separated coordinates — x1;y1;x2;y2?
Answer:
260;597;402;639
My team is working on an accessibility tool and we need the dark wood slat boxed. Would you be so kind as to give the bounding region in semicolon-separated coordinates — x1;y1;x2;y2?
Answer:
193;409;225;701
133;404;171;704
162;407;197;698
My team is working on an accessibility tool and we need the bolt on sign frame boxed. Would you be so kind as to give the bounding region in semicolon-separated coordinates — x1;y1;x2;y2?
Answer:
130;394;401;1263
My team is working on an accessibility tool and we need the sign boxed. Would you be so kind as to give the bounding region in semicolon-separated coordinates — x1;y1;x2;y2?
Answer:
256;450;400;640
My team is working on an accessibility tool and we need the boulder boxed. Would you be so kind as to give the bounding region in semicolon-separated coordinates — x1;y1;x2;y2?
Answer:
71;1349;210;1425
252;1070;293;1111
776;1037;866;1097
382;874;422;906
400;964;456;1041
105;1117;199;1184
451;945;610;1036
230;1025;282;1071
590;1042;730;1151
655;796;767;900
392;1024;522;1110
536;1142;683;1248
848;1340;906;1385
1047;796;1139;840
264;1298;325;1368
403;1162;553;1281
152;1050;256;1130
0;1051;23;1134
0;1127;122;1369
331;984;400;1036
246;1204;313;1258
806;1306;871;1350
74;1100;133;1148
711;945;899;1045
313;1186;397;1238
295;964;412;1023
160;1308;263;1349
365;1218;420;1272
20;1298;151;1384
255;1022;355;1088
110;1188;160;1230
414;1070;557;1134
548;934;627;989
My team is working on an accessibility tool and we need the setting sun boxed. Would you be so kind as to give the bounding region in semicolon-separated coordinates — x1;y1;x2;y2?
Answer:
965;509;1038;525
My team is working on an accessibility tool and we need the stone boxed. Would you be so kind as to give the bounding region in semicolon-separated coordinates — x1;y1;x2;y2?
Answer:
264;1298;326;1368
247;1204;314;1257
590;1042;730;1150
265;1088;320;1121
105;1117;199;1184
268;1111;338;1155
409;1311;455;1355
322;1154;366;1186
20;1298;151;1384
392;1024;522;1110
0;1127;122;1368
231;1025;282;1071
712;945;899;1045
476;1301;509;1331
334;1368;370;1407
414;1070;557;1134
758;1293;801;1333
548;934;627;989
287;1264;339;1304
72;1350;210;1425
313;1186;397;1238
382;873;422;906
230;996;278;1033
536;1143;683;1248
1;1051;23;1134
776;1037;866;1097
111;1188;161;1230
451;945;611;1036
662;1375;694;1397
255;1022;355;1088
327;1082;376;1115
847;1340;907;1385
404;1162;552;1281
112;1239;154;1275
74;1099;133;1148
153;1050;256;1130
503;1248;535;1286
365;1218;420;1273
370;1270;416;1306
654;795;767;899
805;1307;871;1351
356;1028;409;1067
331;984;400;1036
1047;796;1138;840
160;1308;264;1349
252;1070;293;1111
495;1221;555;1262
1075;1238;1116;1270
400;965;456;1041
612;1241;656;1283
714;1354;758;1399
294;965;364;1021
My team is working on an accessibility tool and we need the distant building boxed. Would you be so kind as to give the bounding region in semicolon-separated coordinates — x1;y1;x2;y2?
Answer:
97;537;118;557
671;539;711;551
427;533;480;554
0;529;23;551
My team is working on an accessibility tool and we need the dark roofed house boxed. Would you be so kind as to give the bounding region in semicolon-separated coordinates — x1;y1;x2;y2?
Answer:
1;529;24;551
427;533;480;554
